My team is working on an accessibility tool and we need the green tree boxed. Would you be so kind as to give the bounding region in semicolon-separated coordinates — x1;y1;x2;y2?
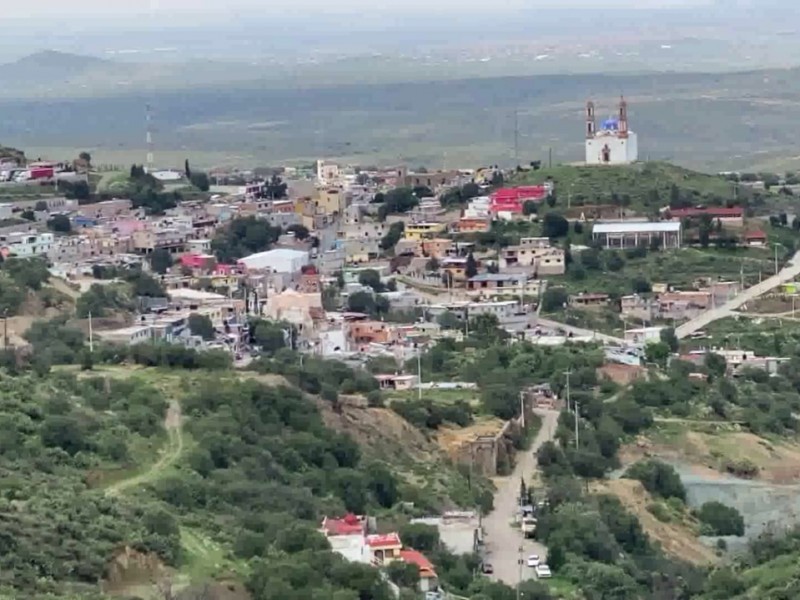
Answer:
358;269;384;292
189;171;211;192
659;327;679;353
465;252;479;279
148;248;174;275
386;561;420;589
188;313;215;340
624;460;686;501
695;501;744;536
437;310;462;330
47;214;71;233
398;523;440;552
541;287;568;312
523;200;538;216
543;213;569;238
705;352;727;379
380;222;405;251
252;320;288;353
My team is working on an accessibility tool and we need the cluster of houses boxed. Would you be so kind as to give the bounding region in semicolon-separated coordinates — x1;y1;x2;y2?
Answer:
320;514;440;595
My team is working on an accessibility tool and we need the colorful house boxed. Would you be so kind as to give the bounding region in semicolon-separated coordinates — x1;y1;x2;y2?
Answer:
399;549;439;593
366;533;403;565
490;186;547;214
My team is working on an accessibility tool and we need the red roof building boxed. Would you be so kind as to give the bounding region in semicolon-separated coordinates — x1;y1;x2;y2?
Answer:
743;229;767;246
366;533;402;548
321;514;366;537
490;186;547;214
400;549;439;592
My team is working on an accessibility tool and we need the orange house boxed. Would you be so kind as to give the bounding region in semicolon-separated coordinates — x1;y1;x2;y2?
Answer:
457;217;491;233
367;533;403;564
347;321;399;347
399;549;439;592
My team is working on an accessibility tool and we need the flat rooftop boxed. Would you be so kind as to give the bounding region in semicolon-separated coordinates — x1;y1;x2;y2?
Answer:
593;222;681;234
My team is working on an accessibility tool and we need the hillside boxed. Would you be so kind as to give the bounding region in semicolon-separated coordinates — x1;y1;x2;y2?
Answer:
0;362;492;599
7;66;800;170
513;162;742;212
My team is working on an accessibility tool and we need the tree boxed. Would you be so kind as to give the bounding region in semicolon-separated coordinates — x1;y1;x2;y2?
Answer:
660;327;679;353
699;214;713;249
34;200;49;212
380;222;404;251
382;188;419;215
581;248;602;270
695;501;744;536
184;159;192;179
347;291;376;315
543;213;569;238
705;352;727;379
425;257;440;272
631;276;651;294
189;172;210;192
47;214;71;233
624;460;686;501
541;287;568;312
465;252;479;279
286;224;310;240
606;252;624;272
386;561;419;589
645;342;670;367
79;151;92;165
188;314;215;340
436;311;462;330
149;248;174;275
358;269;384;292
252;320;288;353
398;523;440;553
522;200;538;216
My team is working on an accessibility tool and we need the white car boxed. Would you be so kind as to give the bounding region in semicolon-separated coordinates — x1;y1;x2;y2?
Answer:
526;554;540;567
535;564;552;579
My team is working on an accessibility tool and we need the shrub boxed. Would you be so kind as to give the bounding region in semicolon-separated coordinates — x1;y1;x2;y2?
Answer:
695;501;745;536
624;460;686;501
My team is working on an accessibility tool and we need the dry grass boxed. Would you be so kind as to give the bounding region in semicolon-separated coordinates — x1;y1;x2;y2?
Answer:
436;417;505;461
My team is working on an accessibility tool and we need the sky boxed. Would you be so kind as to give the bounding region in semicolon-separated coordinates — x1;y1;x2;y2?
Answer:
3;0;713;20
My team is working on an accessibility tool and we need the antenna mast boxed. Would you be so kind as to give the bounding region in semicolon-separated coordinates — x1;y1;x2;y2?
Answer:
146;103;154;172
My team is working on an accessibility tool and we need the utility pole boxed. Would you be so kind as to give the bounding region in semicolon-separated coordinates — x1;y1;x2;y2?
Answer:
519;390;526;428
774;242;781;276
514;109;519;166
574;401;580;449
516;544;523;600
88;311;94;353
564;369;572;413
740;261;744;292
417;349;423;401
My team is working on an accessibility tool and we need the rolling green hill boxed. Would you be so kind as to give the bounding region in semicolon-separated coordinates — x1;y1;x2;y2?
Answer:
513;161;742;213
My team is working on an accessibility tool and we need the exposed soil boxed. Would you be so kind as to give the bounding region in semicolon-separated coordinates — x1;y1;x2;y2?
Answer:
436;417;505;462
591;479;718;565
318;401;439;464
620;430;800;485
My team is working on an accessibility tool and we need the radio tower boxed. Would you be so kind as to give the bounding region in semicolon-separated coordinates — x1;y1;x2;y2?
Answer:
146;103;154;172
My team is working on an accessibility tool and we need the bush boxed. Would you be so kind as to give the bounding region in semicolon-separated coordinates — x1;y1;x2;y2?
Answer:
695;502;745;536
624;460;686;501
541;287;568;312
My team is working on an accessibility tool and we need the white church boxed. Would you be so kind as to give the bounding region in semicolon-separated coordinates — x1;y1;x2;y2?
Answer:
584;97;639;165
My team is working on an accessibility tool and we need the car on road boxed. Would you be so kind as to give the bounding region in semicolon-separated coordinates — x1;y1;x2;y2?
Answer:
535;564;552;579
481;563;494;574
526;554;540;567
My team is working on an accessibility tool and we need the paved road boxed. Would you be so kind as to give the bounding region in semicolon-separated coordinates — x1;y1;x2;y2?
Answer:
483;409;559;586
676;250;800;339
534;317;625;345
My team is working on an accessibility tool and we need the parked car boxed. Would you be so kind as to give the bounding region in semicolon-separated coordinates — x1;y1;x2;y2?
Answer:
535;564;552;579
527;554;540;567
481;563;494;574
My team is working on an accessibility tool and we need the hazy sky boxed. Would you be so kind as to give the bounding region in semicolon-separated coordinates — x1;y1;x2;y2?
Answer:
4;0;711;20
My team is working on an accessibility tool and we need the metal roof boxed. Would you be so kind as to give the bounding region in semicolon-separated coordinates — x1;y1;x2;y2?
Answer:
593;222;681;234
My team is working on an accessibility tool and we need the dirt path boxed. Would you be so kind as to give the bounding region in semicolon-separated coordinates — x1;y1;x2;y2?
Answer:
105;399;183;497
482;409;559;586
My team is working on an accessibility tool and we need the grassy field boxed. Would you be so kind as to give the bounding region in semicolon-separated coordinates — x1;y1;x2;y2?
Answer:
514;162;740;211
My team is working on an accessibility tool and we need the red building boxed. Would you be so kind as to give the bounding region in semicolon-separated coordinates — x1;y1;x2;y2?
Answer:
490;186;547;214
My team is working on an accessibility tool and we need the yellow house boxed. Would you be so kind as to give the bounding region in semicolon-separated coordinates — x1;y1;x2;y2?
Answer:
403;222;446;241
315;187;345;216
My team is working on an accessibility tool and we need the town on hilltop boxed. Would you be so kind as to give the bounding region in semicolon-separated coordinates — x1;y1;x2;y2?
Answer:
4;122;800;600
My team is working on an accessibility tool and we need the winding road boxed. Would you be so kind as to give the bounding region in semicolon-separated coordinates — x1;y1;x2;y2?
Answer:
482;409;560;586
105;399;183;497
